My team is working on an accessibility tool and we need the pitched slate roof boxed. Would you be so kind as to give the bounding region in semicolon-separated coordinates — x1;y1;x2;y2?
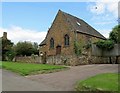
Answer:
39;39;46;46
61;10;106;39
39;10;106;46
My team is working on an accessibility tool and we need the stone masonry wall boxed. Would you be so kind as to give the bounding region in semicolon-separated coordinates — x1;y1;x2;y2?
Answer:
15;54;120;65
15;56;42;63
46;55;120;66
40;10;75;56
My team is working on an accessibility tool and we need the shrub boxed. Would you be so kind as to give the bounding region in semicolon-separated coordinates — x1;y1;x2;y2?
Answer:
74;41;81;56
83;43;91;49
95;40;114;50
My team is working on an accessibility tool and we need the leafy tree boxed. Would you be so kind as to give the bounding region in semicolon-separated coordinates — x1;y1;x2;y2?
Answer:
109;25;120;43
15;41;39;56
5;47;16;61
1;38;14;61
15;41;33;56
32;42;39;55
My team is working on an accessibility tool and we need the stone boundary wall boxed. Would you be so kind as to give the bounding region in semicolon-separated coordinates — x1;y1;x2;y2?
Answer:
15;55;120;65
46;55;120;66
15;56;42;63
15;55;120;66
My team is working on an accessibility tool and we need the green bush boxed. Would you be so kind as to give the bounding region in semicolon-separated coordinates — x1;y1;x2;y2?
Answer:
74;41;81;56
83;43;91;49
6;49;16;61
95;40;114;50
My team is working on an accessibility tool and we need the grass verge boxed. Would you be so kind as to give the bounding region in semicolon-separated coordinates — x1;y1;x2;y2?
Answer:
2;61;68;76
75;73;119;92
0;61;2;68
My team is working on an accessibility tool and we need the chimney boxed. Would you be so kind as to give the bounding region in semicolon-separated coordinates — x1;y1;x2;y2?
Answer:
3;32;7;39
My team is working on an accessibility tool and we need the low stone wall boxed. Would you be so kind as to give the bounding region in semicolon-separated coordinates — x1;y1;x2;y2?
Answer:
47;55;78;66
14;55;120;65
46;54;120;66
15;49;120;65
15;56;42;63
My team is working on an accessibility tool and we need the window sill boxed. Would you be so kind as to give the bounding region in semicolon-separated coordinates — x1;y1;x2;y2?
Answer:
64;45;70;48
49;48;54;50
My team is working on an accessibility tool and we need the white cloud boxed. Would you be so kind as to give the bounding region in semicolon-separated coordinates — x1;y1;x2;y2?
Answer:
0;25;47;44
88;2;105;15
88;1;118;17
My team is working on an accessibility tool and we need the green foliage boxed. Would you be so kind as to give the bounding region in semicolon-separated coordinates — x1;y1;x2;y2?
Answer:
2;61;67;76
95;25;120;51
32;42;39;55
5;47;16;61
15;41;39;56
2;39;13;50
74;41;81;56
109;25;120;43
76;73;119;91
0;62;2;68
1;38;14;61
95;40;114;50
83;43;92;49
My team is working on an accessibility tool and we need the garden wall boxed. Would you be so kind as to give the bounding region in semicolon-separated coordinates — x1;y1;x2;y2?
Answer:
15;44;120;65
46;54;118;66
15;56;42;63
15;54;119;65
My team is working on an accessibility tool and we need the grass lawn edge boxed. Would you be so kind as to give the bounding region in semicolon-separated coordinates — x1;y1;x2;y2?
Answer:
75;73;119;92
2;61;69;76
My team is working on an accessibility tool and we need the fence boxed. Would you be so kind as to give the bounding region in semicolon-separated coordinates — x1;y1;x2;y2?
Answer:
92;44;120;57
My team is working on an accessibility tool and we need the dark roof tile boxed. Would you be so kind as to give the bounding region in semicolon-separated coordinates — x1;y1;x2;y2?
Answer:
62;11;106;39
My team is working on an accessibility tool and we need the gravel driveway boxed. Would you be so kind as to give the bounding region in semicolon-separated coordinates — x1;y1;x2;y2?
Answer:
2;64;118;91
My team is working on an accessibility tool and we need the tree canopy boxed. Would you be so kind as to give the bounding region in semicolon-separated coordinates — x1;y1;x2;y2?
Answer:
109;24;120;43
15;41;39;56
1;37;14;61
95;25;119;51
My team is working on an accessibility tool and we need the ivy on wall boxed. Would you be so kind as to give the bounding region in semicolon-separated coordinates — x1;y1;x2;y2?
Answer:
74;41;82;56
83;42;92;49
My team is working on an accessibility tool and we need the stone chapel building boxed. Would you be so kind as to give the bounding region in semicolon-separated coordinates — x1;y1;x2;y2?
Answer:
39;10;106;65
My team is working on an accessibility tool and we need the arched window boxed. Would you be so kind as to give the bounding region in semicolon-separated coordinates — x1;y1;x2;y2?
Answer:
50;38;54;48
64;34;69;46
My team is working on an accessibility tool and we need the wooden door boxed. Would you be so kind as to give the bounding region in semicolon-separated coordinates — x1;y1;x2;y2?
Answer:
56;46;61;55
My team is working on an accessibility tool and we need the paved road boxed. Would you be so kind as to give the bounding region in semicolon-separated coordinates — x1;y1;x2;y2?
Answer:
2;64;118;91
2;69;59;91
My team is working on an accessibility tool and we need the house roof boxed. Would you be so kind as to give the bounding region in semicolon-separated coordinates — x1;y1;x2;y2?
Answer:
39;39;46;46
61;10;106;39
39;10;106;46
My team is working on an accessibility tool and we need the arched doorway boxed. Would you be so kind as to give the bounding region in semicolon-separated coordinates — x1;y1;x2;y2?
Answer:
56;45;61;55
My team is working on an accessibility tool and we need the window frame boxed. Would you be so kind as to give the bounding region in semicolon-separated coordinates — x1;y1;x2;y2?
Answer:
64;34;70;46
50;38;54;49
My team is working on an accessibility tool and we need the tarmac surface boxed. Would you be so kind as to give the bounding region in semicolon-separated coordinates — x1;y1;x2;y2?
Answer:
2;64;118;91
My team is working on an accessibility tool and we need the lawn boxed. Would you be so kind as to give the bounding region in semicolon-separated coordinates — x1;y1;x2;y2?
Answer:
0;62;2;68
2;61;67;76
75;73;119;92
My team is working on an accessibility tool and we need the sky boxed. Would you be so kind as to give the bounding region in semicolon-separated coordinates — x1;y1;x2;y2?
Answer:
0;1;119;44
